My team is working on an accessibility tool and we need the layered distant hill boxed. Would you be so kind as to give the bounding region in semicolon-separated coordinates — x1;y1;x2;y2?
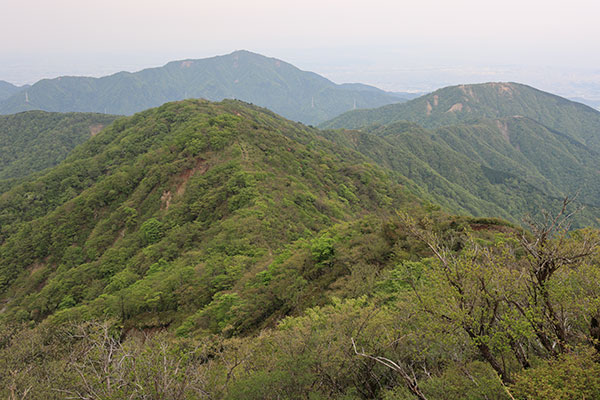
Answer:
321;82;600;225
0;51;407;125
0;111;118;181
0;80;21;102
2;80;597;227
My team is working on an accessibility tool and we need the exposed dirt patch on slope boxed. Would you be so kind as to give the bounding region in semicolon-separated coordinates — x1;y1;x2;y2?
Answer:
161;159;208;210
89;124;105;136
446;103;464;112
111;228;126;247
496;119;511;144
459;85;475;98
29;261;46;276
491;82;514;97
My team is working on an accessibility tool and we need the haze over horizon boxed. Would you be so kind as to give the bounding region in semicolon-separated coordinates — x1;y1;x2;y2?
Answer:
2;0;600;102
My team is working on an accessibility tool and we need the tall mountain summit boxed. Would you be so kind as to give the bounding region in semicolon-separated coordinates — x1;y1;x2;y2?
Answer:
0;51;406;125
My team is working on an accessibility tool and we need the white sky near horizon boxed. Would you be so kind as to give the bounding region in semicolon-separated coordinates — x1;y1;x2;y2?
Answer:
1;0;599;95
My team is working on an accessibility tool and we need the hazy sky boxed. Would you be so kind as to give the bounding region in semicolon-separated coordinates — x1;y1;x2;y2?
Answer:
2;0;599;96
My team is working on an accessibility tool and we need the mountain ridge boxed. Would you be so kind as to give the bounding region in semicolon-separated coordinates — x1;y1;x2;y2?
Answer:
0;97;598;400
0;99;421;324
0;50;406;125
321;81;600;151
319;82;600;226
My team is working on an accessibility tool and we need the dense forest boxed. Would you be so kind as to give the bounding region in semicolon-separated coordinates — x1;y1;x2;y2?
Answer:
0;111;118;180
0;98;599;399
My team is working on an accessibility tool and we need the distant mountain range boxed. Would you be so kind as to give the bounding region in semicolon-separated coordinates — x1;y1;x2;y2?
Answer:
0;51;409;125
2;58;600;224
4;37;600;399
2;80;599;227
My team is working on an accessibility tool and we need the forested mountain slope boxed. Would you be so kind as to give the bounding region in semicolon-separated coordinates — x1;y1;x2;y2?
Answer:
320;83;600;226
1;99;599;400
0;111;118;180
0;51;406;125
0;99;421;329
322;117;600;227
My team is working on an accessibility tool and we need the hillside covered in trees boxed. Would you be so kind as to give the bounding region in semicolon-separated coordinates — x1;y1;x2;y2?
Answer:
1;99;599;399
320;83;600;227
0;111;118;182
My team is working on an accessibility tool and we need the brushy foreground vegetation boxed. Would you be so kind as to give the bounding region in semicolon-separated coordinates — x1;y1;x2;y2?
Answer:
2;204;599;399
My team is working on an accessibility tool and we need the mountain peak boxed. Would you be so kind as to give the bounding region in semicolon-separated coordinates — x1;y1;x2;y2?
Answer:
432;82;527;103
227;49;263;57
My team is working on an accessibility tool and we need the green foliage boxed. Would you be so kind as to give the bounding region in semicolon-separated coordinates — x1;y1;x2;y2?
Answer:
310;233;335;266
140;217;164;245
58;294;76;310
511;349;600;400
